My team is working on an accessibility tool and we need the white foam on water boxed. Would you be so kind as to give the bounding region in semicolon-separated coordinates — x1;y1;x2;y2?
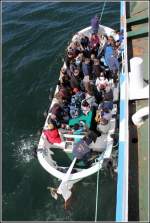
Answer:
15;137;38;164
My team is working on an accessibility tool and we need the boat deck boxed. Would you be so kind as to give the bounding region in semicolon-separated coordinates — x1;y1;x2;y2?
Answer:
127;1;149;221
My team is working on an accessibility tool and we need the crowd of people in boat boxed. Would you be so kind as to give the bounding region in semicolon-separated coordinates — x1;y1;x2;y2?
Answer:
42;16;123;166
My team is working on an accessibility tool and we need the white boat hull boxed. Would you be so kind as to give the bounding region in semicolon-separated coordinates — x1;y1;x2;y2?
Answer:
37;24;118;184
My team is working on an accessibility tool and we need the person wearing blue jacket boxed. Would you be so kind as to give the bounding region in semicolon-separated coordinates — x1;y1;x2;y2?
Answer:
104;42;119;75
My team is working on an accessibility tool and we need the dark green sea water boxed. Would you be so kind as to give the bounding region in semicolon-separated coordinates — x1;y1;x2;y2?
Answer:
2;1;120;221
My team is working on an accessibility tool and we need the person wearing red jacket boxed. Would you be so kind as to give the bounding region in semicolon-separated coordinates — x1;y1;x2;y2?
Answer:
43;123;62;144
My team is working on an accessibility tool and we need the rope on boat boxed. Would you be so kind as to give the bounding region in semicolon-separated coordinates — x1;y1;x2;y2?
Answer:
94;152;105;222
94;164;100;222
99;0;107;23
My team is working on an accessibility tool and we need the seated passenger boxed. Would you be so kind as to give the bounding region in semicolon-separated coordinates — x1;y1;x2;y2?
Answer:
59;68;71;89
95;106;112;134
114;41;122;60
60;75;71;88
62;103;70;123
43;123;62;144
69;97;80;119
72;123;88;142
52;92;64;107
114;29;124;43
98;100;113;111
95;72;109;92
69;105;80;119
69;88;85;119
82;57;92;77
75;52;84;67
58;83;72;103
82;75;91;91
49;103;63;117
92;58;103;79
59;66;70;82
68;59;76;74
102;85;113;101
101;107;112;121
104;40;119;80
85;82;98;107
81;99;91;116
80;34;90;51
63;112;70;123
72;88;85;105
60;66;67;77
67;49;76;60
70;68;82;89
108;36;115;47
49;104;63;128
67;41;81;58
91;53;96;63
90;33;100;56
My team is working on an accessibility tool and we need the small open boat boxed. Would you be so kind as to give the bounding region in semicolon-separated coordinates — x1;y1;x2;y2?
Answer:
37;24;119;201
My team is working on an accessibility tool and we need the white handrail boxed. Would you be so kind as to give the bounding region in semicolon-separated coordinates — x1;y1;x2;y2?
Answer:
116;1;129;222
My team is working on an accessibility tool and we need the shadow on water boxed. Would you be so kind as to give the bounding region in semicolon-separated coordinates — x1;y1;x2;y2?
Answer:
69;171;117;221
128;101;139;221
126;4;139;219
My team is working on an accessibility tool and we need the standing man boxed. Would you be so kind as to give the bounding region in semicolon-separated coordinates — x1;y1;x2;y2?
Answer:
91;15;100;34
73;130;98;166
